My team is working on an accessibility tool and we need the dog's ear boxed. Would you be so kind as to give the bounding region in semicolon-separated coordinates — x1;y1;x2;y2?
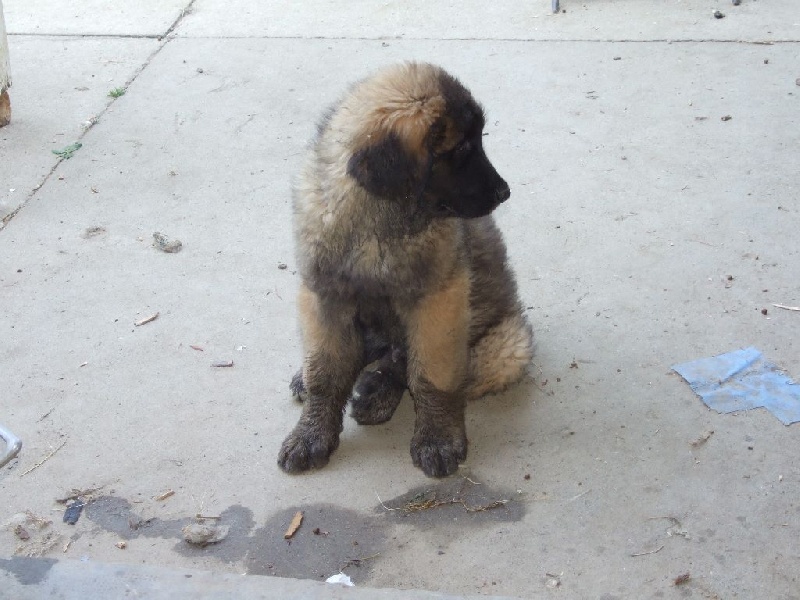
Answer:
347;133;417;198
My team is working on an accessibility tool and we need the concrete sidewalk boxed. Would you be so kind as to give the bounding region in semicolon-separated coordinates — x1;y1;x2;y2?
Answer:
1;1;799;598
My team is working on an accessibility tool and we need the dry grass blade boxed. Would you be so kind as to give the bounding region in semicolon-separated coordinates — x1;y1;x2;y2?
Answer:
404;498;449;512
630;545;664;557
403;496;508;513
461;499;508;512
340;552;381;570
20;439;68;477
56;485;106;504
375;492;400;512
772;303;800;311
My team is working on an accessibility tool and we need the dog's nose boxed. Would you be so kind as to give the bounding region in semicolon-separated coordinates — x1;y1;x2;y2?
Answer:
495;183;511;203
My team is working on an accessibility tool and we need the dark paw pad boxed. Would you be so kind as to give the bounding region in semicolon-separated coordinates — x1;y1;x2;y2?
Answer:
277;426;340;473
410;430;468;478
349;370;404;425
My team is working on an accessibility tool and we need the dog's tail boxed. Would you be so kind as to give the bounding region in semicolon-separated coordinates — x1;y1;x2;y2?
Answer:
468;312;534;398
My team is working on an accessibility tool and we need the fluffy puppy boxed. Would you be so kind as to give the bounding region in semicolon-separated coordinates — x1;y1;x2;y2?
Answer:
278;62;533;477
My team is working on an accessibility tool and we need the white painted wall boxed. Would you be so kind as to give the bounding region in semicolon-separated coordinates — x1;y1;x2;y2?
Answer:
0;0;11;92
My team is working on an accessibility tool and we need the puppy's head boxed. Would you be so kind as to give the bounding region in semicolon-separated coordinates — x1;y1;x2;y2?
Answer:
343;63;509;219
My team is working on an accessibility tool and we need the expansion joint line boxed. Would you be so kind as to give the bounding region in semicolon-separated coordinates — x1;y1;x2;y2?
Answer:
0;0;198;232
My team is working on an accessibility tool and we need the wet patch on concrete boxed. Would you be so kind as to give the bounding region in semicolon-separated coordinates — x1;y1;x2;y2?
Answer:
244;504;387;581
174;505;255;561
84;483;517;583
0;556;57;585
86;496;255;551
85;496;386;581
375;475;525;527
85;495;189;540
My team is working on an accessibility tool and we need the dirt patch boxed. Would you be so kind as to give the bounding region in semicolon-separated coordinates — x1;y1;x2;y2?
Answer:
375;475;525;527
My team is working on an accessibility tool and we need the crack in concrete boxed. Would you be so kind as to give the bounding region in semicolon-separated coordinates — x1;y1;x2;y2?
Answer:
0;0;198;232
7;34;800;43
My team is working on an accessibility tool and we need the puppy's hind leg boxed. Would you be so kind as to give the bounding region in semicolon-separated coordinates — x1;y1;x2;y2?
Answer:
289;369;307;401
469;311;533;398
349;346;407;425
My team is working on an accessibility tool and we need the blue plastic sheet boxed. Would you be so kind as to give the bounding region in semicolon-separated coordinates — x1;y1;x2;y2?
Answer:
673;347;800;425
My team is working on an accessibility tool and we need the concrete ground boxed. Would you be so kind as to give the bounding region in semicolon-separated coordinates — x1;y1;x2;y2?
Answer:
2;1;799;598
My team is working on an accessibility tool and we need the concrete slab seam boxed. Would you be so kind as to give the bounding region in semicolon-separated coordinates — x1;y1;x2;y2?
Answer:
0;0;198;232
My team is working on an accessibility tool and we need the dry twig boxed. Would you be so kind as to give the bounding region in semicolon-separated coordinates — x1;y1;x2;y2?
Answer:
20;439;68;477
567;489;592;502
772;303;800;311
134;312;159;327
284;511;304;539
690;430;714;448
630;545;664;557
340;552;381;571
56;485;106;504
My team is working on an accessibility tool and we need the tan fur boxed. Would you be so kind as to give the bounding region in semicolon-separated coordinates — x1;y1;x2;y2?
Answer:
404;270;471;393
469;313;534;398
0;90;9;128
339;63;447;154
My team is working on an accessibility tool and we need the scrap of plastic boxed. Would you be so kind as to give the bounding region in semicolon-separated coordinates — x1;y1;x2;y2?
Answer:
325;573;355;587
673;347;800;425
63;500;85;525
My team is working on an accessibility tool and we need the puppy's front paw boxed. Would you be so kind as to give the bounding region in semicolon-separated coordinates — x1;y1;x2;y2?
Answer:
410;428;468;478
278;425;340;473
349;370;404;425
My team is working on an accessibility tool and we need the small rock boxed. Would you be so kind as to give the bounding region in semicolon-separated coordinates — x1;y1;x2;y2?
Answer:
153;232;183;253
115;540;127;550
182;521;229;546
82;226;106;239
14;525;30;541
545;573;562;589
714;10;725;19
278;262;288;270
